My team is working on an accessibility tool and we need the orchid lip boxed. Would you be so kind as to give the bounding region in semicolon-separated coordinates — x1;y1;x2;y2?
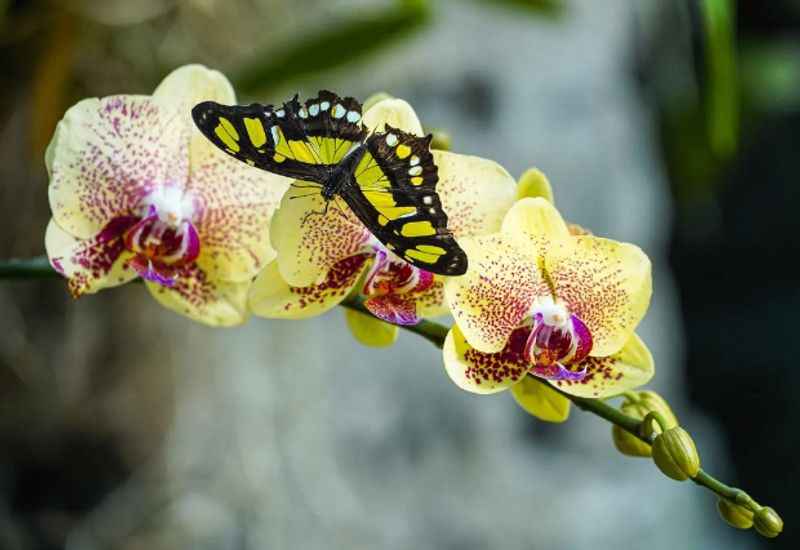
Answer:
523;296;593;379
362;245;433;299
530;363;588;382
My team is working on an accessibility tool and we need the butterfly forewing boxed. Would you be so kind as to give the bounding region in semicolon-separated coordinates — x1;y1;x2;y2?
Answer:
191;90;367;182
341;126;468;276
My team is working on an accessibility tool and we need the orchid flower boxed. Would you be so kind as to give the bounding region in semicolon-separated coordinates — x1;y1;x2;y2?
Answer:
443;196;654;418
45;65;290;326
248;97;518;343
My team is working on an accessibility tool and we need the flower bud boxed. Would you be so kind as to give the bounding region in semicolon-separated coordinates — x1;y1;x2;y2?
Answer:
612;425;651;457
517;168;554;203
717;498;753;529
612;391;679;457
429;130;451;151
651;427;700;481
753;507;783;538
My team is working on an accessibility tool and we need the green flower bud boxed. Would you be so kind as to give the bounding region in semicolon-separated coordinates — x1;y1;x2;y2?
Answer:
637;391;679;425
753;507;783;538
612;391;679;458
517;168;554;204
612;425;651;457
428;129;451;151
651;427;700;481
717;498;754;529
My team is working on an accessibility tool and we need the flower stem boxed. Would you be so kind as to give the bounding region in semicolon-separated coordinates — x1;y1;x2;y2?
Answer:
0;256;57;278
0;255;776;519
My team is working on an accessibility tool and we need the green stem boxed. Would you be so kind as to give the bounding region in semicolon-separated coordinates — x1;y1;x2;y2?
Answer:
0;255;774;517
0;256;58;278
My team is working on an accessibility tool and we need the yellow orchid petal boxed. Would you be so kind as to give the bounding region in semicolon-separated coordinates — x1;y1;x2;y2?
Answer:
47;95;188;239
362;97;424;135
145;263;250;327
271;184;371;287
190;150;290;283
345;308;399;348
45;219;138;297
549;235;652;356
414;277;448;319
511;376;571;423
152;64;235;116
151;64;239;169
550;332;655;399
500;197;571;255
444;234;546;353
442;323;530;394
434;150;517;238
248;255;369;319
516;167;554;204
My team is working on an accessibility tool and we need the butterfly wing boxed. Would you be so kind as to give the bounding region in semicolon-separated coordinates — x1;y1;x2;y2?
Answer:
340;126;468;276
191;91;367;183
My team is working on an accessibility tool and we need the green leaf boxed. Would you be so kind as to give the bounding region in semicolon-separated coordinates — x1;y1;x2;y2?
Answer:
471;0;564;17
701;0;738;158
233;0;432;95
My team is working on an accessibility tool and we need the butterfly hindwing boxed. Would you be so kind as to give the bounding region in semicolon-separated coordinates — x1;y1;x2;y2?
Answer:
191;91;367;182
341;126;468;276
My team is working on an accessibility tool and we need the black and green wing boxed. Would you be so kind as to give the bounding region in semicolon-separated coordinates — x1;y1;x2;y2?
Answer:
341;125;468;276
191;90;367;182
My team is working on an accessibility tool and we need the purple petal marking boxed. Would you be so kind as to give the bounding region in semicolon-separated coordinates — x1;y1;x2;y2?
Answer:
362;248;390;296
364;294;420;326
97;215;141;242
181;221;200;264
414;268;435;293
129;256;176;287
530;362;588;382
570;313;593;363
50;257;66;275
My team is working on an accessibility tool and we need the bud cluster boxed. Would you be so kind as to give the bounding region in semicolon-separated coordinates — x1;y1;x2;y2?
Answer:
611;390;784;538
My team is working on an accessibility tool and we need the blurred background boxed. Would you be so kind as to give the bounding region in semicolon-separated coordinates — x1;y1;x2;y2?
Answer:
0;0;796;548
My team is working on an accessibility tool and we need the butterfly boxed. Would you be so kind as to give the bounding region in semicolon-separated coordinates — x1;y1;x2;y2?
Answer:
191;90;468;276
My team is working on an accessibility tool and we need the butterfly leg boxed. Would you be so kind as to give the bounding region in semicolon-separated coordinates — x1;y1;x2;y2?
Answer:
299;197;333;226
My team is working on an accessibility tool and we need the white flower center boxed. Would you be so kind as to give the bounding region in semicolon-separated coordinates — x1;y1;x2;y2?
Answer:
530;295;570;328
141;185;197;227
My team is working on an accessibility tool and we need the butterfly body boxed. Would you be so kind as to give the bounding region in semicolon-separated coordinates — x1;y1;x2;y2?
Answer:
191;91;468;276
318;143;366;201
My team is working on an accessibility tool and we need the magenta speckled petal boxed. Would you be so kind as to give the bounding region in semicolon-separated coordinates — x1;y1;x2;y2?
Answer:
47;96;189;239
190;146;290;283
249;254;370;319
45;218;140;297
442;324;531;394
